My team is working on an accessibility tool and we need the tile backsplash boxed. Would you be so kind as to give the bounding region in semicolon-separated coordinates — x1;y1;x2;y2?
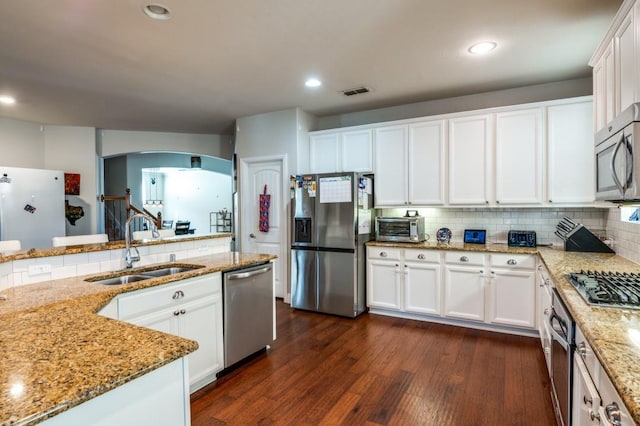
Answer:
380;207;607;247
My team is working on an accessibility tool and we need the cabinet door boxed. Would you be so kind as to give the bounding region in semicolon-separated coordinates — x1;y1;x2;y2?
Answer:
409;120;446;205
495;108;542;204
594;40;615;132
448;115;492;205
310;133;340;173
404;261;441;315
444;265;485;321
489;268;536;328
367;259;401;310
547;101;594;204
179;294;224;389
615;8;635;114
374;125;409;206
342;129;373;172
128;307;177;335
572;354;602;426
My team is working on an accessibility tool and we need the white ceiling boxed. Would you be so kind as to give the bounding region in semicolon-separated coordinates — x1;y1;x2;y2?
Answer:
0;0;623;134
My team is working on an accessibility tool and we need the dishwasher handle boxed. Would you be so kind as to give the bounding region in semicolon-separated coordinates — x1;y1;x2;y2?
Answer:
226;265;271;280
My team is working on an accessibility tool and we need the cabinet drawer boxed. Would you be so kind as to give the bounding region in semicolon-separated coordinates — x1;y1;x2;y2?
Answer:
368;247;402;261
444;251;485;266
119;274;221;320
491;253;536;269
404;249;440;263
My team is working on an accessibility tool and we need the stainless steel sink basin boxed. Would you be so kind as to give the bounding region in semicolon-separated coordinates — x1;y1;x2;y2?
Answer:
90;274;152;285
140;266;200;277
87;264;203;285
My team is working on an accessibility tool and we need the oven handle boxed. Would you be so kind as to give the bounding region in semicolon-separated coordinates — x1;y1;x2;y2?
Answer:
549;310;569;346
624;134;633;190
549;319;570;351
610;133;626;195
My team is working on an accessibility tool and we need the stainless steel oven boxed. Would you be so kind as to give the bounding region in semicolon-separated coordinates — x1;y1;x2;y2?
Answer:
549;289;575;426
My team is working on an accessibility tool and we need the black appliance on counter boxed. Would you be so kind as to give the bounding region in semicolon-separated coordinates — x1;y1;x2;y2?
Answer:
508;230;537;247
554;216;614;253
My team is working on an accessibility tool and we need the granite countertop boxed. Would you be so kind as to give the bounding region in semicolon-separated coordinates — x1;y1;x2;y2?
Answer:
366;240;640;424
0;251;275;425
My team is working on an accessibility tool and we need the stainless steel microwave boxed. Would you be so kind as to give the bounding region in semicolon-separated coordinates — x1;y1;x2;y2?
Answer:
375;216;426;243
595;103;640;203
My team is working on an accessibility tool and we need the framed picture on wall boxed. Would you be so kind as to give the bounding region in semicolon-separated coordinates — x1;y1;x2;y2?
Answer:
64;173;80;195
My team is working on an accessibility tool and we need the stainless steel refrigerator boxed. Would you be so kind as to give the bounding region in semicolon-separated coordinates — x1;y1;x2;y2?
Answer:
290;172;374;317
0;166;65;249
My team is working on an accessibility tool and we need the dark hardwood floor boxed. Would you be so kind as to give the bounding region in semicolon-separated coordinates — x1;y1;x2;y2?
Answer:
191;300;556;425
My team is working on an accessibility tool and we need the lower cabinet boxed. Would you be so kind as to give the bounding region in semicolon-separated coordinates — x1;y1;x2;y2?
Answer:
109;273;224;393
367;247;537;334
41;358;190;426
367;247;441;315
537;263;553;374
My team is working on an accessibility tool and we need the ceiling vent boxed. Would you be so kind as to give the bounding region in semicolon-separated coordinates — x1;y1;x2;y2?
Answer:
341;87;371;96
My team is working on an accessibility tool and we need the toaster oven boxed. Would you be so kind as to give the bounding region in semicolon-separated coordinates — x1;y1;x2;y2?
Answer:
375;216;426;243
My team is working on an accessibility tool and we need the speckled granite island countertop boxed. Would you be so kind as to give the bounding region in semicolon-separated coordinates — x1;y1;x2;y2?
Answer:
367;241;640;424
0;251;275;425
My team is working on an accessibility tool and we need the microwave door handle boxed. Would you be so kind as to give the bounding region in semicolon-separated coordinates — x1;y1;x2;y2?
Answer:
610;134;626;195
624;134;633;190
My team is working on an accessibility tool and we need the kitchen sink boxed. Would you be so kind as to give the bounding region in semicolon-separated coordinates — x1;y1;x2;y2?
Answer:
139;266;201;277
87;264;203;285
90;274;152;285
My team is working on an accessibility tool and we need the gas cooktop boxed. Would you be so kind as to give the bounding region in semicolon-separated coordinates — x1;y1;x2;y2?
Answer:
568;270;640;310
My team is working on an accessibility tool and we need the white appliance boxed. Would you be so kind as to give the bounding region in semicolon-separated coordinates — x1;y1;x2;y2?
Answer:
0;166;65;249
595;102;640;202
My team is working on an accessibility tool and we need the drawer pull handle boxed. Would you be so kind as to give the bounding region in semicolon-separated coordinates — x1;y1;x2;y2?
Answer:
605;402;621;425
460;256;469;262
583;395;593;407
172;290;185;299
577;342;587;357
417;254;425;260
507;259;517;265
173;310;180;316
380;252;388;257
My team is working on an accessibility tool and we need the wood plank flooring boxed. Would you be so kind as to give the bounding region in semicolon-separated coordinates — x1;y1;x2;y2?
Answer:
191;300;556;425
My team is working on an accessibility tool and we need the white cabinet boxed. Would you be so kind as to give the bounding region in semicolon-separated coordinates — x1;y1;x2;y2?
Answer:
495;108;543;205
547;100;595;204
572;352;602;426
443;251;486;321
537;263;553;374
374;125;409;206
591;1;640;133
116;273;224;392
42;358;190;426
448;114;492;205
374;120;446;206
408;120;446;205
366;247;441;315
309;129;373;173
487;253;536;328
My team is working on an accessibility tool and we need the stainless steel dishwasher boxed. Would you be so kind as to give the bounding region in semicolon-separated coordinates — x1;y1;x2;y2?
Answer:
222;262;274;368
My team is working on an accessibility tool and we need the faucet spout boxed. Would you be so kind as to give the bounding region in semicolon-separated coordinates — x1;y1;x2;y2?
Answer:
124;213;159;268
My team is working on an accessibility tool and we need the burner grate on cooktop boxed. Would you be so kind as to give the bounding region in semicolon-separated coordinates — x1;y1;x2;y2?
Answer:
568;270;640;309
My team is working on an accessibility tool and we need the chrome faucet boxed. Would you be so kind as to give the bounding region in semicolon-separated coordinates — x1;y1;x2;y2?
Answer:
124;213;160;268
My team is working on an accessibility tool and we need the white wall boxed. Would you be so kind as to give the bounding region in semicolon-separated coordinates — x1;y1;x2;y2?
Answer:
98;129;234;159
605;207;640;264
315;78;592;130
43;126;98;237
0;117;45;167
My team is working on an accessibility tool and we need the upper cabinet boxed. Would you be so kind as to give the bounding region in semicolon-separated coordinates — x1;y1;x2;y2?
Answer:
448;114;492;205
305;96;594;208
495;108;543;205
309;128;373;173
591;0;640;133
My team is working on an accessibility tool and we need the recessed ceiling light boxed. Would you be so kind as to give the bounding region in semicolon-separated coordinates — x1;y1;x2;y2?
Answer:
143;4;171;20
305;78;322;88
0;95;16;105
468;41;497;55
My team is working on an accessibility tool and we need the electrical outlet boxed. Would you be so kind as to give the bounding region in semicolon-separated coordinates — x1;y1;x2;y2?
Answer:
28;264;52;275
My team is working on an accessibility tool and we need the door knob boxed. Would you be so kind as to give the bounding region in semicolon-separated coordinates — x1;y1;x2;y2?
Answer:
249;233;256;238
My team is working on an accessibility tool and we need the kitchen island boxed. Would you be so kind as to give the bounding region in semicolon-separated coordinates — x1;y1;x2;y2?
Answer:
0;248;275;425
367;241;640;424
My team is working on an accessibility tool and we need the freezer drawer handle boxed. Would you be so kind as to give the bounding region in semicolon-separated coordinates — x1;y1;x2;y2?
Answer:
227;266;271;280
